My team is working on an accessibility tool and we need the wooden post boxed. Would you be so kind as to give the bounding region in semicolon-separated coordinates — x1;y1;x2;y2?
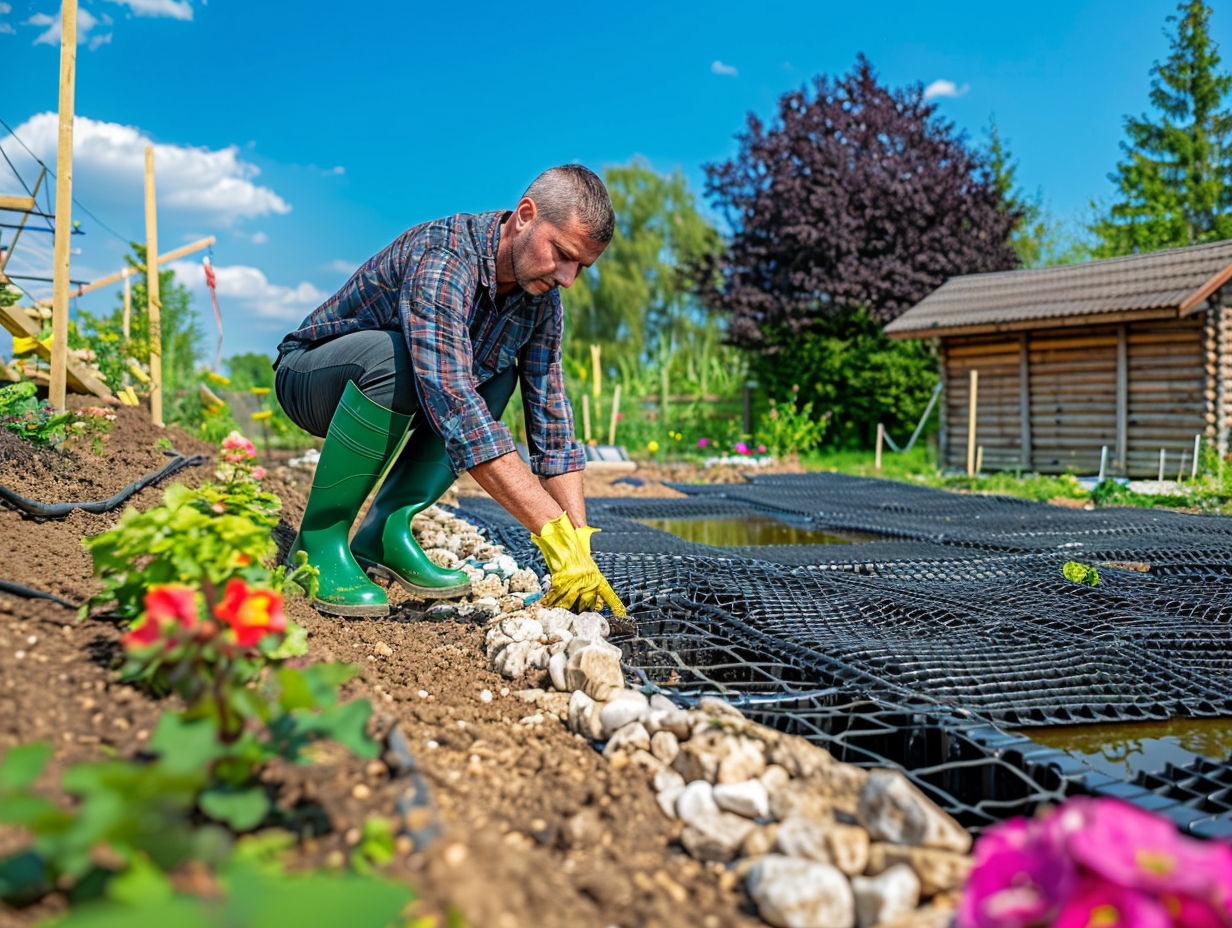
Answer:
1018;333;1032;470
1193;433;1202;479
976;445;984;474
608;383;621;446
875;423;884;471
48;0;78;410
144;146;163;426
1159;448;1166;482
966;369;979;477
589;344;601;397
1115;324;1128;473
1099;446;1108;483
581;394;591;442
121;269;131;341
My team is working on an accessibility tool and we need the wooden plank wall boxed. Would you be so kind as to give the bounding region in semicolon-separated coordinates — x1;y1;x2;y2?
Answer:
940;318;1208;476
1029;327;1118;474
943;335;1021;471
1125;317;1205;476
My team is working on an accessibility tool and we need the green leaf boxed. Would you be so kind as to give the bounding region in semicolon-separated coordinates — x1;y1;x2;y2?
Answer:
105;854;172;906
148;714;226;775
221;866;413;928
1062;561;1100;587
265;621;308;660
199;786;270;831
312;700;378;759
0;742;53;789
0;850;51;906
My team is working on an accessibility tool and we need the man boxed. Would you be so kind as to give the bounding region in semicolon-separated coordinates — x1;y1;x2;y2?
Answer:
274;165;624;619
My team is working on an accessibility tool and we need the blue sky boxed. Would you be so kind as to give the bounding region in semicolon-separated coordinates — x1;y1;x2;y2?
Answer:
0;0;1224;361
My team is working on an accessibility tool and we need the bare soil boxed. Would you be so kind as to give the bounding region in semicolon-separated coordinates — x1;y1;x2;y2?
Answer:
0;401;758;928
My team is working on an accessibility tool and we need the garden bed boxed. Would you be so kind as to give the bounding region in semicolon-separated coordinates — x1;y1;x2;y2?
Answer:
0;402;757;928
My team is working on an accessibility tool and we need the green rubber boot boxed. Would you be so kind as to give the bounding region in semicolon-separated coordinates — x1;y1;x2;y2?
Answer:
350;427;472;599
290;381;412;617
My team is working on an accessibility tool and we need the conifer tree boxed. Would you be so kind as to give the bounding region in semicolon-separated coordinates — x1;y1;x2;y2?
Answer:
1092;1;1232;255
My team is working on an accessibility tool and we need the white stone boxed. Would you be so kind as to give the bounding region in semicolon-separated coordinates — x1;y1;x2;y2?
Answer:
538;607;575;636
718;737;767;784
761;764;791;795
857;770;972;853
565;643;624;701
650;730;680;766
653;767;685;794
657;784;684;820
567;690;596;737
745;855;855;928
484;627;513;653
675;780;720;826
865;844;973;897
526;645;551;671
645;707;692;740
852;865;920;928
713;779;770;819
681;810;756;863
492;640;532;678
572;612;610;641
603;722;650;758
649;693;678;712
548;628;573;648
512;619;544;643
508;567;541;593
548;650;569;692
776;815;833;862
599;691;650;738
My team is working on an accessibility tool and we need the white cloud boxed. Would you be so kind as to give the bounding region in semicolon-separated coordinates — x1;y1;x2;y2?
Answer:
923;79;970;100
325;258;358;274
327;165;344;176
169;260;327;322
0;3;16;34
25;5;112;48
711;60;738;77
249;231;268;245
105;0;193;19
0;113;291;227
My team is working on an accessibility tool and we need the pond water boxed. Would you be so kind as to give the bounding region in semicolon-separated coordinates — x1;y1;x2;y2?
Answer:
635;515;879;547
1024;718;1232;780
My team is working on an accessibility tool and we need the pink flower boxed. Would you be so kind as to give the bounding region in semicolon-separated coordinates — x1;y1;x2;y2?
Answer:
1065;798;1219;898
1051;877;1171;928
698;437;709;449
251;466;267;480
758;444;767;454
145;585;199;631
221;430;256;459
211;501;227;514
959;817;1075;928
735;442;750;455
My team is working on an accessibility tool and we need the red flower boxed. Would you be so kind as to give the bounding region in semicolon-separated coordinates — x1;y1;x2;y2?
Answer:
214;579;286;647
121;616;162;651
145;585;200;630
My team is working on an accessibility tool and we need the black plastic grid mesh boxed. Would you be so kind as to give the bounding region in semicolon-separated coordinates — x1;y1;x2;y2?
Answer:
451;473;1232;832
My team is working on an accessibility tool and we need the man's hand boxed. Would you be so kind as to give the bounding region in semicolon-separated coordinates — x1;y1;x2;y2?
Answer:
531;513;626;616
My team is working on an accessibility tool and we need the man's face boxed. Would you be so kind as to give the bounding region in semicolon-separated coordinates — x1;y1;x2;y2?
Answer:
510;213;607;295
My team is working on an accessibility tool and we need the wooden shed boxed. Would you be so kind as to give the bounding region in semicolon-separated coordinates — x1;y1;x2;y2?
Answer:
883;240;1232;477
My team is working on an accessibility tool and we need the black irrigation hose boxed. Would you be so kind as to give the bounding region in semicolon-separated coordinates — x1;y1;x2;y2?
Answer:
0;579;80;609
0;450;207;519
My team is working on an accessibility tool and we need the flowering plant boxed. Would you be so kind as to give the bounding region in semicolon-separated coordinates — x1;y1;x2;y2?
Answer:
757;384;827;459
958;797;1232;928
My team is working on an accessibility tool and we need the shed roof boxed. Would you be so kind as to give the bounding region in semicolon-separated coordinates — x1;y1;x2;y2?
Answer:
884;238;1232;339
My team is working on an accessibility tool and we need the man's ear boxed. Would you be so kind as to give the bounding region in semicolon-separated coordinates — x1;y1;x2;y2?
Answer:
513;196;538;231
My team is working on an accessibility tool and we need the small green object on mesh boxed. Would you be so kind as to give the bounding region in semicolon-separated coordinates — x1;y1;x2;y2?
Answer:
1062;561;1100;586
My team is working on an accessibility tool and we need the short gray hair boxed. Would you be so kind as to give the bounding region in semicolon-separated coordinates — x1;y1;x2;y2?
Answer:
522;165;615;244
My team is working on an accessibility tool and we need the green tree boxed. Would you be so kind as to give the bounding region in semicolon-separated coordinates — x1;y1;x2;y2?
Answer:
1092;0;1232;255
564;158;721;367
224;352;276;391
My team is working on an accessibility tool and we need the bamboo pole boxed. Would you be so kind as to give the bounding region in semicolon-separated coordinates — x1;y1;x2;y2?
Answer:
966;369;979;477
48;0;78;410
122;269;131;340
976;445;984;474
875;423;884;470
581;394;591;442
608;384;621;446
144;146;163;426
590;344;601;397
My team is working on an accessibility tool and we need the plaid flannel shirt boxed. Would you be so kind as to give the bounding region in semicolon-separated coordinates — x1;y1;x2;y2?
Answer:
279;211;586;477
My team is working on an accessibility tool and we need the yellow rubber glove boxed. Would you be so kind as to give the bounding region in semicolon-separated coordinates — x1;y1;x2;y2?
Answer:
532;513;626;617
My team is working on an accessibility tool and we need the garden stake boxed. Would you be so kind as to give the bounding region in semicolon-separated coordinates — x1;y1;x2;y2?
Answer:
581;394;591;442
48;0;77;412
875;423;884;470
1159;448;1166;481
145;145;164;427
608;384;621;446
1192;433;1201;479
1177;451;1188;482
1099;446;1108;483
967;369;979;477
976;444;984;474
